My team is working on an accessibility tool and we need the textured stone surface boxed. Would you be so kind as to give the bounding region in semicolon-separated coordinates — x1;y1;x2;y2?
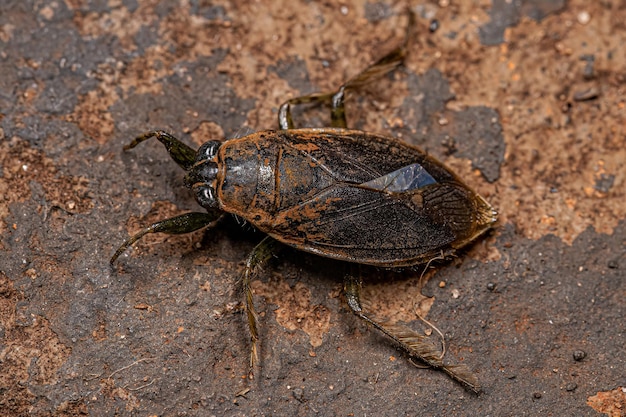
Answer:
1;1;624;415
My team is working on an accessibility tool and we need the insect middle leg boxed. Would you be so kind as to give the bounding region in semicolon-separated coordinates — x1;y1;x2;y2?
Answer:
278;12;413;130
343;272;482;393
110;212;221;264
241;236;283;378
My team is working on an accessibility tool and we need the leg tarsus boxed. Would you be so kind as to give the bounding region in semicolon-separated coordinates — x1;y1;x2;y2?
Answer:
343;273;481;394
278;93;333;130
110;211;221;264
241;236;283;378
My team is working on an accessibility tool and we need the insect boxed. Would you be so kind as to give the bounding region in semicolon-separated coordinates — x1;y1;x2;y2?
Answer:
111;13;496;393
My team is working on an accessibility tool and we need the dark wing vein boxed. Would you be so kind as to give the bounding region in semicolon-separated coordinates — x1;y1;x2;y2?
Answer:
288;136;383;183
312;196;397;227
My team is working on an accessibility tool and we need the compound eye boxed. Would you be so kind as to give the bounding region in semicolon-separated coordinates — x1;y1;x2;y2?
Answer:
195;185;219;210
196;140;221;162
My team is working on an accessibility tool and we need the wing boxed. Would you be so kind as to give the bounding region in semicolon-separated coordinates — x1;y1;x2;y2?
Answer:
270;128;458;211
261;129;491;267
269;181;480;267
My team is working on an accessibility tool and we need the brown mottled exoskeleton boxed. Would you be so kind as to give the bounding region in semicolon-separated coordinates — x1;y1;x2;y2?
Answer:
111;13;496;393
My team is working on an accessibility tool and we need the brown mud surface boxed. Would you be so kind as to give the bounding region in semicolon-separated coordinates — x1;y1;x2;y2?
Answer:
0;1;624;416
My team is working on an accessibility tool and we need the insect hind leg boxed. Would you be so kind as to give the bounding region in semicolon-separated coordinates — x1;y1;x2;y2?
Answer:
343;272;481;394
241;236;282;378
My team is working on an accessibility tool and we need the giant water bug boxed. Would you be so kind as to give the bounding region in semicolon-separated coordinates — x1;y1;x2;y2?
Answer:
111;12;497;393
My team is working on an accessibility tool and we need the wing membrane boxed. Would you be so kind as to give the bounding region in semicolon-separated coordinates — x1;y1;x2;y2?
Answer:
270;183;461;266
360;163;436;192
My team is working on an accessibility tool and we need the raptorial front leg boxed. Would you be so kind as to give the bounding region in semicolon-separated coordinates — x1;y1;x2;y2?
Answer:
241;236;283;378
124;130;198;171
110;212;221;264
343;273;481;394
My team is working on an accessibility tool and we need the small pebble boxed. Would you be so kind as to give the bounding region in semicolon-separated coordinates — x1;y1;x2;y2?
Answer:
573;350;586;361
573;87;599;101
292;387;304;402
583;59;595;80
429;19;440;33
577;11;590;25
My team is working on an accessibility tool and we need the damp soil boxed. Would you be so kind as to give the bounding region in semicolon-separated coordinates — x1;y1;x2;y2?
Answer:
0;1;624;416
